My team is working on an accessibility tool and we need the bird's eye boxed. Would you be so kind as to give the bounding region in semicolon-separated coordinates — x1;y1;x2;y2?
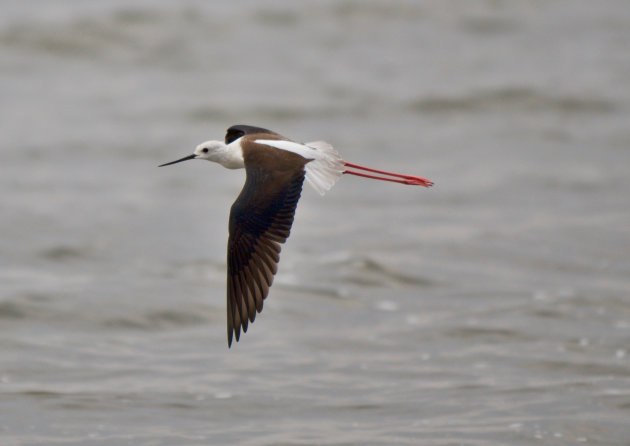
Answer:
202;148;209;153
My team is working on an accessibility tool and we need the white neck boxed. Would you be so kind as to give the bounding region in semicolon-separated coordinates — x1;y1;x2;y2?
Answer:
214;141;245;169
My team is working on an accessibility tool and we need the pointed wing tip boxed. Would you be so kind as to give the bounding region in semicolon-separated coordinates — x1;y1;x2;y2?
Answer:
227;330;240;348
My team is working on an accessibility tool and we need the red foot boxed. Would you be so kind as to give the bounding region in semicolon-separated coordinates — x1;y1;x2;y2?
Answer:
343;162;433;187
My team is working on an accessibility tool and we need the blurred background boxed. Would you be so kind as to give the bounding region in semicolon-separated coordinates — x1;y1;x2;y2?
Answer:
1;1;629;444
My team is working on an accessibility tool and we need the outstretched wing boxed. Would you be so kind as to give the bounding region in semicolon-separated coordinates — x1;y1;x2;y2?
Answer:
224;124;279;144
226;164;305;346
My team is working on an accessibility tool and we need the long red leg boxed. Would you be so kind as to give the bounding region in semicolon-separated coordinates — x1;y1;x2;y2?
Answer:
343;161;433;187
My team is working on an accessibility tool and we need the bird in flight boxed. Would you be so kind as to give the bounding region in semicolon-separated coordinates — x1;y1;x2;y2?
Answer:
160;125;433;347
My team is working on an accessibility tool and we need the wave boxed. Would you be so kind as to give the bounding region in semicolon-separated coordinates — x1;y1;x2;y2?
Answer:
407;87;616;115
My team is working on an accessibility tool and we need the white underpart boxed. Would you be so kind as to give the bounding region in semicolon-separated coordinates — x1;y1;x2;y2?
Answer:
255;139;345;195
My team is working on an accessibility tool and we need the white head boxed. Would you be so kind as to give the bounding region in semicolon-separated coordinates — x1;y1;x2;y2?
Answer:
193;140;227;162
159;139;244;169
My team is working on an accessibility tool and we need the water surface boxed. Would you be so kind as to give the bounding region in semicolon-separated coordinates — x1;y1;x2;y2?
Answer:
1;1;629;444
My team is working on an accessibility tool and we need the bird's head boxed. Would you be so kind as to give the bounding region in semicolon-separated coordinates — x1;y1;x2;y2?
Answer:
159;140;229;167
193;140;227;161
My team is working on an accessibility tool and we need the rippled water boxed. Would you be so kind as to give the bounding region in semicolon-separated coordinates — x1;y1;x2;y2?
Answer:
2;1;630;445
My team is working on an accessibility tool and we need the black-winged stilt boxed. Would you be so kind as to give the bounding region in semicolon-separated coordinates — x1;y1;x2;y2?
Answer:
160;125;433;347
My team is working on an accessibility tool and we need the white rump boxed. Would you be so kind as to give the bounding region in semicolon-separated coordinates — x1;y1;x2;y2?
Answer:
255;139;345;195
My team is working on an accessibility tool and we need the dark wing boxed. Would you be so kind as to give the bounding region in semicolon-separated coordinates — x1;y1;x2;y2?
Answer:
226;165;305;346
225;125;279;144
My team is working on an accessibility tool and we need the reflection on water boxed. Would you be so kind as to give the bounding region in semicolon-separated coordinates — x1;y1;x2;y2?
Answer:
1;1;629;444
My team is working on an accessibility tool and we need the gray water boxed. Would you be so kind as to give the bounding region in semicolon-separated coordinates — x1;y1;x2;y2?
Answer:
2;1;630;445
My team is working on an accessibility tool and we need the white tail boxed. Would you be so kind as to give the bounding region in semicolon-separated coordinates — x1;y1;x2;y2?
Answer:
303;141;345;195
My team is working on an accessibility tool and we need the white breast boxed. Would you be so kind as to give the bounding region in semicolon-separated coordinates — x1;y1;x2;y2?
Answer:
255;139;345;195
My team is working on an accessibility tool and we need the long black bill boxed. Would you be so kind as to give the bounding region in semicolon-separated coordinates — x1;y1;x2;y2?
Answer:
158;154;197;167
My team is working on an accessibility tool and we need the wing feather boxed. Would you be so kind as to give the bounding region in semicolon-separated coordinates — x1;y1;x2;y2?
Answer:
224;125;278;144
226;164;305;346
